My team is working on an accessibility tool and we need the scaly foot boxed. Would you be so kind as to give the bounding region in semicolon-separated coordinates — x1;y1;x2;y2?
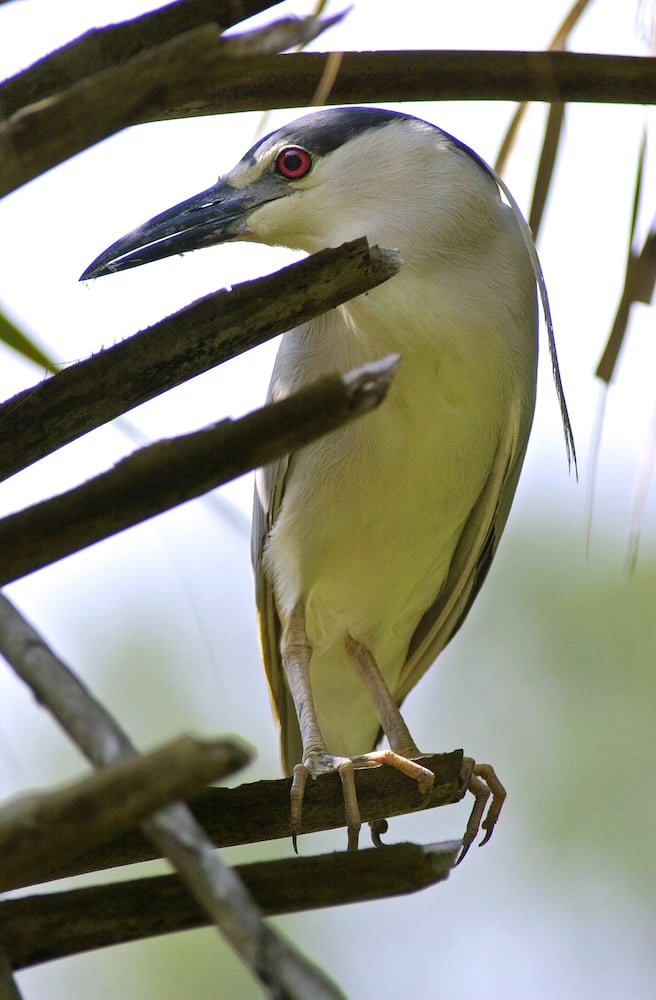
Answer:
290;749;434;851
458;757;506;862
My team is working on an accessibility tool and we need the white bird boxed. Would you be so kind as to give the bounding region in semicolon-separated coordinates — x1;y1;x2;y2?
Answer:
82;107;574;857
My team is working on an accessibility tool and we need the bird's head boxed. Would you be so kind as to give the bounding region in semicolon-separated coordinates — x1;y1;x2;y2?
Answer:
81;107;502;280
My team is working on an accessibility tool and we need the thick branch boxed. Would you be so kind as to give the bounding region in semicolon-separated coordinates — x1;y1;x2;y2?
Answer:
0;356;399;585
0;736;250;893
1;841;460;970
1;49;654;197
0;240;399;483
2;751;466;890
150;50;656;120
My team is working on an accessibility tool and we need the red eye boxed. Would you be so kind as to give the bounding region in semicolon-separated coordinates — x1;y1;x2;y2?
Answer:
275;146;312;179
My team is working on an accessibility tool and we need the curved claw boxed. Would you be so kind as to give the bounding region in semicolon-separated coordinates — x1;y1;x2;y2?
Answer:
290;763;310;854
290;753;363;851
369;818;389;848
475;762;506;844
457;758;506;864
336;757;362;850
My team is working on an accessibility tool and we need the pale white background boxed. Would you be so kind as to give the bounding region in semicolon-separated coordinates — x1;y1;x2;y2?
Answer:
1;2;655;998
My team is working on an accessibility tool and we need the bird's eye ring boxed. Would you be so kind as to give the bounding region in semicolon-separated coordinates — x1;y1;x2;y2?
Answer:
275;146;312;180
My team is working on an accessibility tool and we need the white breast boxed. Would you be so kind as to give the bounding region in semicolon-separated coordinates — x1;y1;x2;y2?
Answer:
263;224;537;756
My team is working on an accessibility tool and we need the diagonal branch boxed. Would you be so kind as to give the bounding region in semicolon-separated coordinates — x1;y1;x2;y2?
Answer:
0;735;251;893
0;0;284;118
596;127;656;384
0;240;400;483
527;101;566;238
0;947;23;1000
0;356;399;585
0;594;345;999
495;0;594;173
0;14;344;198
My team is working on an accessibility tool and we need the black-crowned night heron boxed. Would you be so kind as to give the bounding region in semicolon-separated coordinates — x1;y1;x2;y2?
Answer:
83;107;574;857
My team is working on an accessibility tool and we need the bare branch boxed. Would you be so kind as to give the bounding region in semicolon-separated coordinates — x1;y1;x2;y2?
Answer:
528;101;566;239
2;49;654;198
0;736;250;893
223;11;346;56
0;594;345;999
0;13;343;198
0;0;281;118
166;49;655;118
596;128;656;384
0;240;400;483
0;594;134;765
597;227;656;382
1;841;460;971
0;948;23;1000
3;751;465;890
0;356;399;585
495;0;593;172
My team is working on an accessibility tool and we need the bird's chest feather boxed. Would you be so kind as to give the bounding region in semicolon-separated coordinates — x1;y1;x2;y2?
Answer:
265;277;522;656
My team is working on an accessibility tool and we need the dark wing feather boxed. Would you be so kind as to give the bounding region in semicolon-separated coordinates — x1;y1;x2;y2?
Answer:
395;394;532;707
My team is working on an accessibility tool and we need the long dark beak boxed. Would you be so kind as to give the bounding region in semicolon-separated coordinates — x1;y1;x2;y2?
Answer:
80;177;283;280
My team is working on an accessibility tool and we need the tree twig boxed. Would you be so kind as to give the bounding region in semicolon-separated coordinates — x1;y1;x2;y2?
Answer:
0;735;251;893
0;356;399;585
0;947;23;1000
494;0;593;173
1;841;460;971
0;0;281;117
528;101;566;238
0;13;345;197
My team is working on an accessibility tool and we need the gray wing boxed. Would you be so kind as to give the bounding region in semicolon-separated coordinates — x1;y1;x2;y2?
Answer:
251;347;304;776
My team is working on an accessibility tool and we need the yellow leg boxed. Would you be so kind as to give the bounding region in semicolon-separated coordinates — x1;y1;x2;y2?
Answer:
281;604;370;850
281;610;504;855
345;633;434;794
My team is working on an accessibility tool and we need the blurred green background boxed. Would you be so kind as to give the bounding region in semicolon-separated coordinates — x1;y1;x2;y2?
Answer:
4;496;655;999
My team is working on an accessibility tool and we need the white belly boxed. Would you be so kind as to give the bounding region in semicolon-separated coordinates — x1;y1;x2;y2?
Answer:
264;276;528;755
